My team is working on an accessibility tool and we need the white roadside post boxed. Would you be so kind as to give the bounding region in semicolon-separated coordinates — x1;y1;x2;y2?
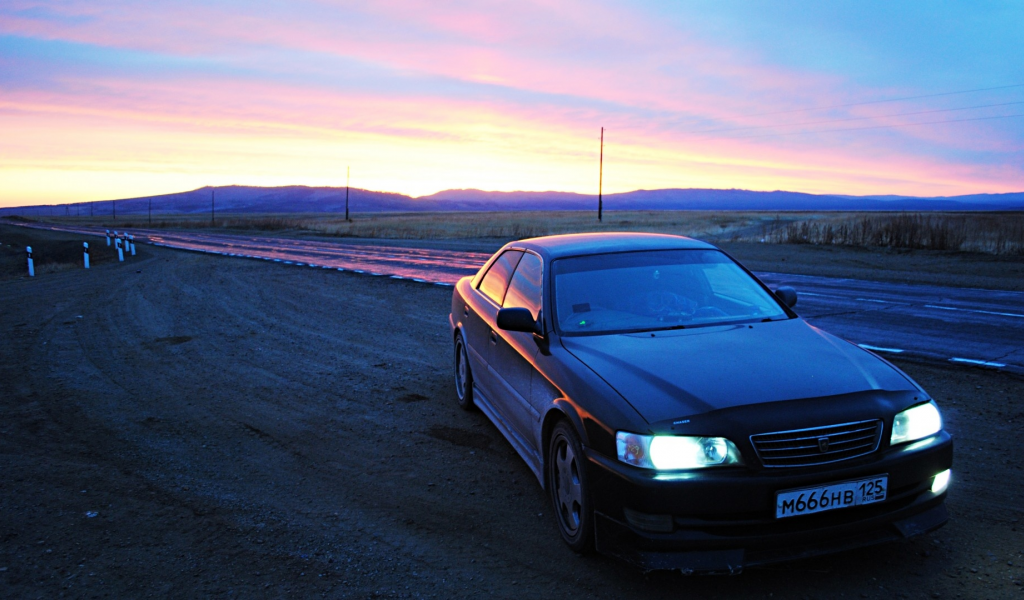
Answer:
106;230;111;246
26;246;34;277
129;234;136;256
116;236;124;262
84;242;90;269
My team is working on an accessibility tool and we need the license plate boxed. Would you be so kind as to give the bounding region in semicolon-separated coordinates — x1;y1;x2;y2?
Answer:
776;475;887;519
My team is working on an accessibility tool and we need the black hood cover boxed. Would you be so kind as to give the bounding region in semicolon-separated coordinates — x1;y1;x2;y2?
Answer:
561;319;915;424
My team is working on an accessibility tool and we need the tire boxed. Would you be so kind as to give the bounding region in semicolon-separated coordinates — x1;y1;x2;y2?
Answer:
548;420;594;553
454;334;474;411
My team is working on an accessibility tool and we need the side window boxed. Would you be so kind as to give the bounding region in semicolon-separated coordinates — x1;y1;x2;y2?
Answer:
503;252;543;319
479;250;523;304
703;263;766;305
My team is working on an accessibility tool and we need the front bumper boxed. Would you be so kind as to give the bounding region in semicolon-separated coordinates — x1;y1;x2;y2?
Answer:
587;431;953;572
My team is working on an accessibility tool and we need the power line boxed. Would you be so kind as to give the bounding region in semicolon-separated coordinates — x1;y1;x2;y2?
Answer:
690;100;1024;136
717;112;1024;141
741;83;1024;118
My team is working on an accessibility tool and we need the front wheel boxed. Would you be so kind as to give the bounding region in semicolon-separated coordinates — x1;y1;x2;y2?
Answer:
454;334;474;410
548;420;594;553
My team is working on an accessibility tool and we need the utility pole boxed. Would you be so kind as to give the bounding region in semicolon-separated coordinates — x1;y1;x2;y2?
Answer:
211;189;215;225
345;167;351;222
113;199;116;220
149;197;152;226
598;127;604;222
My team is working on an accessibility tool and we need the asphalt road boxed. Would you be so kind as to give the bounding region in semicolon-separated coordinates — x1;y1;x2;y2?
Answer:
18;223;1024;375
757;272;1024;374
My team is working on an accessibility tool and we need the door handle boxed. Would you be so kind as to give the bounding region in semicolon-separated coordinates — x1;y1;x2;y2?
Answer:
489;330;498;344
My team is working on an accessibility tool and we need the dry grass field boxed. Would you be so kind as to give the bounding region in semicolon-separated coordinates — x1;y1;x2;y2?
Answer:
33;211;766;242
28;210;1024;255
759;212;1024;255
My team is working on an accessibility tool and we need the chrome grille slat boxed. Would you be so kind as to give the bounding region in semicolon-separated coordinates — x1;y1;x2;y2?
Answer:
750;419;882;468
759;444;878;461
758;436;874;451
755;427;876;444
761;434;872;448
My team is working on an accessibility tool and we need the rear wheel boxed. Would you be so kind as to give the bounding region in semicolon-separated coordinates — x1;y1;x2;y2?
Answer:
548;420;594;553
454;334;474;410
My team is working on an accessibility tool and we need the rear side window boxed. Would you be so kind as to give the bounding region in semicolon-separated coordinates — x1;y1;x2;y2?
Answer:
479;250;523;304
503;252;543;319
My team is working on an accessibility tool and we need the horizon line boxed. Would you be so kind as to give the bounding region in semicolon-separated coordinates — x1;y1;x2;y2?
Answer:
4;183;1024;209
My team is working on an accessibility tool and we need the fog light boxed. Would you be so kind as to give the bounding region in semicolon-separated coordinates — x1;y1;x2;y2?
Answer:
931;469;950;494
623;508;674;533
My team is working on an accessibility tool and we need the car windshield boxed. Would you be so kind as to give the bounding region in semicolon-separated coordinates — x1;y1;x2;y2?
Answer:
552;249;789;335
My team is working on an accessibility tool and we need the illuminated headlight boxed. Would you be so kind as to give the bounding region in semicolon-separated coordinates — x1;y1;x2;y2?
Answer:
616;432;742;470
890;401;942;446
931;469;951;494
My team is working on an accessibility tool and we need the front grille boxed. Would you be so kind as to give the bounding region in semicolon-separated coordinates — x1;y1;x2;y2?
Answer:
750;420;882;468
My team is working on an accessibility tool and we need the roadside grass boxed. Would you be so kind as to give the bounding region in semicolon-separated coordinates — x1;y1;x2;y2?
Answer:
0;225;115;277
16;211;773;242
10;209;1024;255
759;212;1024;255
302;211;769;241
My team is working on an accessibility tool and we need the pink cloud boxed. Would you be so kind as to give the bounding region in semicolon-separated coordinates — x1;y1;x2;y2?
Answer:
2;0;1021;202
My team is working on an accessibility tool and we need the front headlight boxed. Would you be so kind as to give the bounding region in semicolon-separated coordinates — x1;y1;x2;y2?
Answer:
616;432;742;470
890;401;942;446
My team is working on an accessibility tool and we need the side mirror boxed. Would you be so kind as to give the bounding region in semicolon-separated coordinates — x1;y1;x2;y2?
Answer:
497;307;541;334
774;286;798;308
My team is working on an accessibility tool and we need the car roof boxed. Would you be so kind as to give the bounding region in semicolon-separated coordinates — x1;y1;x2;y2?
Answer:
510;232;716;259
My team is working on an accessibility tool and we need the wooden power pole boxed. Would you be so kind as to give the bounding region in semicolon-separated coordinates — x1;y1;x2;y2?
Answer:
345;167;351;222
598;127;604;222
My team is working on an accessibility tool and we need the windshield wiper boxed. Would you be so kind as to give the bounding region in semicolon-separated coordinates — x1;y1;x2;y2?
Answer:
633;324;687;334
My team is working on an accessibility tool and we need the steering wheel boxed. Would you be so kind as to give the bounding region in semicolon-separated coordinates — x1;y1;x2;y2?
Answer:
634;291;698;320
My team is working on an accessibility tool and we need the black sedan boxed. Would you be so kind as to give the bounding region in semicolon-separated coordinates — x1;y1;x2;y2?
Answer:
448;232;952;573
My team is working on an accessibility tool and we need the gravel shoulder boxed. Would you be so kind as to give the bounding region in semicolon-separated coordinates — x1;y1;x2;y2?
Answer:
1;226;1022;598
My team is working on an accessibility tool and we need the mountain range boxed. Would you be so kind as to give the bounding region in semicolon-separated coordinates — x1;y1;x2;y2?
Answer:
4;186;1023;217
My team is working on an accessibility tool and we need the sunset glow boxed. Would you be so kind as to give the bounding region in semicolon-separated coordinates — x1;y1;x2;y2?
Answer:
2;1;1022;207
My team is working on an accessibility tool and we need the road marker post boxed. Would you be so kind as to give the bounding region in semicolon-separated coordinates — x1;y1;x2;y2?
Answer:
116;237;124;262
84;242;90;269
106;230;111;246
129;235;136;256
26;246;34;277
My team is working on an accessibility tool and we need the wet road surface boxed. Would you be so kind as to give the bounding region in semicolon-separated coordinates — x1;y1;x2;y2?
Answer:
19;222;1024;375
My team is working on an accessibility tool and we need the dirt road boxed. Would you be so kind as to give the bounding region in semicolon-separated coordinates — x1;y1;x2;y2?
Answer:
1;228;1022;598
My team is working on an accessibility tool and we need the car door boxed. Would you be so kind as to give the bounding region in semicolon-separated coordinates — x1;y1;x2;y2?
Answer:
490;251;544;450
466;249;523;408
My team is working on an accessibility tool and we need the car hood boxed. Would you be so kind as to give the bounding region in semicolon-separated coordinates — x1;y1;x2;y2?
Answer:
559;318;915;424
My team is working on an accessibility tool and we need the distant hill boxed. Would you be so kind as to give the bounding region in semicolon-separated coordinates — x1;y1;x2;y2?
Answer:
4;185;1023;217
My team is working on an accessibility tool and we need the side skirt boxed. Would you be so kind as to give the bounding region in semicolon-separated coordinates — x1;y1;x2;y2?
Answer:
472;383;544;485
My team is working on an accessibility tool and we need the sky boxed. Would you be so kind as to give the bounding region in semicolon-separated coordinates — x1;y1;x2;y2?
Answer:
1;0;1023;207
